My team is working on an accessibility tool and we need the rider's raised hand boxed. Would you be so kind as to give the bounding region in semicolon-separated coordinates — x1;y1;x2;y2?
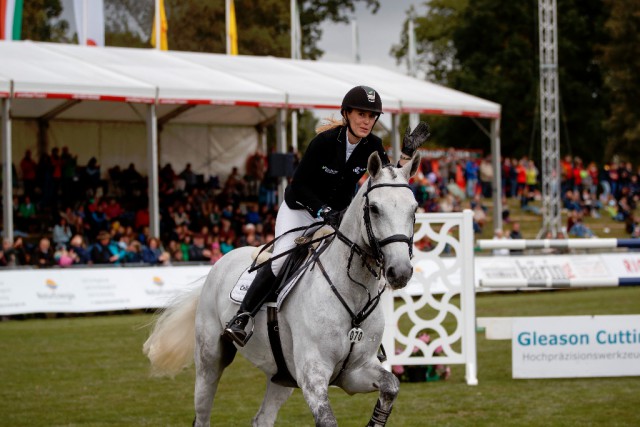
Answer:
401;122;431;158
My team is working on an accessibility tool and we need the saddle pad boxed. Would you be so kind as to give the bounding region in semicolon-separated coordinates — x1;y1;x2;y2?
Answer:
229;263;311;309
229;268;256;304
276;261;311;310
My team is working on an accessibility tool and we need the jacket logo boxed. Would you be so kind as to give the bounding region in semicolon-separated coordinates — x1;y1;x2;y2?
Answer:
322;166;338;175
353;166;367;174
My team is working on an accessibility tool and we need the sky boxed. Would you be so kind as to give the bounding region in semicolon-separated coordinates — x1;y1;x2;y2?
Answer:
317;0;427;74
60;0;427;74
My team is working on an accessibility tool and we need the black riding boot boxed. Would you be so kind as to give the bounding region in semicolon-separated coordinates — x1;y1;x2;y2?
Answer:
222;266;276;347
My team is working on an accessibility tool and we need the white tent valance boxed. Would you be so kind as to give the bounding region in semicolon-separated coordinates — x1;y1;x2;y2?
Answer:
0;41;501;123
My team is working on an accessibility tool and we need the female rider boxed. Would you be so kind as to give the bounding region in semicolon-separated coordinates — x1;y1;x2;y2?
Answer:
223;85;430;346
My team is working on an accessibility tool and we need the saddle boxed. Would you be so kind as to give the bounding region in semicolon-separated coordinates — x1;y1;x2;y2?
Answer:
230;227;335;388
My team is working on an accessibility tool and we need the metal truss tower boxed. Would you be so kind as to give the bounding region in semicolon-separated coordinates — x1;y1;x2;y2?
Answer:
537;0;562;238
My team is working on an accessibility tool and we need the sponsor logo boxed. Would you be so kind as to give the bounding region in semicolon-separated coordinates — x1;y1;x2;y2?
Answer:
322;166;338;175
353;166;366;174
362;86;376;103
152;276;164;286
38;279;75;301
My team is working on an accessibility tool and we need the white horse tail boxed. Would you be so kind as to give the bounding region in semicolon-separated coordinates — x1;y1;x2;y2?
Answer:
143;285;202;377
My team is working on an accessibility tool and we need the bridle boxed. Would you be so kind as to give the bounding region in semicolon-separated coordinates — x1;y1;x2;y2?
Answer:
361;173;415;264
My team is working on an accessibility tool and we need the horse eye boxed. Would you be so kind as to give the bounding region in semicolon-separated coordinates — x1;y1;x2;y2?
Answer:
370;205;380;215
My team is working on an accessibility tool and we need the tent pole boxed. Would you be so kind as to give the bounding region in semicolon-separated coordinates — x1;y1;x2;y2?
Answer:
390;113;400;161
276;108;287;205
1;98;12;242
490;118;502;233
146;103;160;238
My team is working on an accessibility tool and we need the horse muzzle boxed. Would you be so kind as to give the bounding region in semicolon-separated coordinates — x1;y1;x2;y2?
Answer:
385;261;413;290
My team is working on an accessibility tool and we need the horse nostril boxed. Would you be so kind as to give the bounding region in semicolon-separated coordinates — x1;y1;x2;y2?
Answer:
386;266;396;280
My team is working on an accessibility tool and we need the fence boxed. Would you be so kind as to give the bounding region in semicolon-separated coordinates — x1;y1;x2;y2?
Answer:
476;238;640;289
382;210;478;386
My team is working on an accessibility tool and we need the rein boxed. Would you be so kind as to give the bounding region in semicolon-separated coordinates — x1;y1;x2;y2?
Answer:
313;178;416;381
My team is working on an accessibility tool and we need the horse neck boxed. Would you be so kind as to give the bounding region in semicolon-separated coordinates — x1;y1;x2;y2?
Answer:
322;186;381;294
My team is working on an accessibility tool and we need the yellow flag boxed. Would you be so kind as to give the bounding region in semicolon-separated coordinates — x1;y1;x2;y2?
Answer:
151;0;168;50
228;0;238;55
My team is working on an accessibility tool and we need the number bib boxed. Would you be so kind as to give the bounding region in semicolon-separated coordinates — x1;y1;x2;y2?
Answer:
348;327;364;343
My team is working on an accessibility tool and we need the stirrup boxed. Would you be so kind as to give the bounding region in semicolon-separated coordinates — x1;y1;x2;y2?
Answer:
222;312;255;347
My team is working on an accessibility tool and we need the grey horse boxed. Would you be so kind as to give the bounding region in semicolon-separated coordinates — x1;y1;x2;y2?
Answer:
143;151;420;426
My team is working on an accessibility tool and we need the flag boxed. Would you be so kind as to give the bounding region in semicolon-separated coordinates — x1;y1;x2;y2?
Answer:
151;0;168;50
226;0;238;55
73;0;104;46
0;0;23;41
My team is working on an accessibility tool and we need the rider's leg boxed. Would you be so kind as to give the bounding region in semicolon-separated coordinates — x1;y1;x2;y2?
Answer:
223;202;317;347
222;265;276;346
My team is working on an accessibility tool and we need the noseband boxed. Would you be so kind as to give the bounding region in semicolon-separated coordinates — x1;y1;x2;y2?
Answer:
362;177;415;264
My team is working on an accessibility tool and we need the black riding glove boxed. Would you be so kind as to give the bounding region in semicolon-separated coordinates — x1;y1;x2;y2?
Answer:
401;122;431;158
317;205;340;227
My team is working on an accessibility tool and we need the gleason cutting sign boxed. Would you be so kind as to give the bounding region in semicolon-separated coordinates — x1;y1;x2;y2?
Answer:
512;315;640;379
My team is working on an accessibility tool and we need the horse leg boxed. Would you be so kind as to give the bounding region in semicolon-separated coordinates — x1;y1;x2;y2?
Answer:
193;334;237;427
337;363;400;427
298;362;338;427
252;380;294;427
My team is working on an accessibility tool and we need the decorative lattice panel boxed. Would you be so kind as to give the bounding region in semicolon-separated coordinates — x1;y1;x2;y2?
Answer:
382;211;477;385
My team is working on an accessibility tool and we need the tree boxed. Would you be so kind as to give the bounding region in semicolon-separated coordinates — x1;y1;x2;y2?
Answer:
601;0;640;161
392;0;609;163
105;0;379;59
21;0;70;42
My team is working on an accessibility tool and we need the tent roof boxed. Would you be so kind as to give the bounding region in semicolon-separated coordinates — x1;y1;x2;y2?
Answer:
0;41;500;125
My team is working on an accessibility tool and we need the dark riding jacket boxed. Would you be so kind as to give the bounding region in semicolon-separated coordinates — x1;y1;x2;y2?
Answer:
284;125;390;217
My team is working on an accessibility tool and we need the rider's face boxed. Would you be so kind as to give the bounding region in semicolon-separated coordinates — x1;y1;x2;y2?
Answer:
346;109;378;139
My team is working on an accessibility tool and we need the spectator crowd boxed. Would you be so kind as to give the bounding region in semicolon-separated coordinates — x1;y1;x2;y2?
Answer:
2;145;640;268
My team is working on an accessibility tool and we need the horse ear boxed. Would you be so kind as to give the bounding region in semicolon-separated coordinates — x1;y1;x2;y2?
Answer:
401;151;421;180
367;152;383;179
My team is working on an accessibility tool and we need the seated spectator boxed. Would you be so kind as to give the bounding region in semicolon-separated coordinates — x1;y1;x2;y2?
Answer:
188;234;212;262
54;244;76;267
90;231;121;264
179;163;198;191
142;237;170;265
210;241;223;265
32;237;55;268
124;240;144;264
11;236;28;266
0;238;16;267
69;234;91;265
17;195;36;231
509;222;524;255
104;198;124;223
220;236;235;255
52;217;73;248
492;229;510;256
569;215;596;238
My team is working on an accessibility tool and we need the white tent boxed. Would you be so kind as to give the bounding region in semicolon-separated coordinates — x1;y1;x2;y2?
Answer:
0;41;502;240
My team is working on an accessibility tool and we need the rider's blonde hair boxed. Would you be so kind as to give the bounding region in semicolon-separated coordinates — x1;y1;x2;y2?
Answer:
315;115;345;134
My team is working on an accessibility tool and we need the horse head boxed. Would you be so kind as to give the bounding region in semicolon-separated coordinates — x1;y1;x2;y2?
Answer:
359;151;420;290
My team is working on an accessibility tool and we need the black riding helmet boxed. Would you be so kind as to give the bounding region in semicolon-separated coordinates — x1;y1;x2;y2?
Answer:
341;85;383;115
341;86;383;138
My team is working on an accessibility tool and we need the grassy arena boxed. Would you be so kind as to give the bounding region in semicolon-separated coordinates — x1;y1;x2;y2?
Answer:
1;287;639;426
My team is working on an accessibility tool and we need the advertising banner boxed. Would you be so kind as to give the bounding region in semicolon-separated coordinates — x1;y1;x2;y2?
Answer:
512;315;640;379
0;266;211;315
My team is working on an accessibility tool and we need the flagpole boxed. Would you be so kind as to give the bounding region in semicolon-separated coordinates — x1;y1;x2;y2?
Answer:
225;0;231;54
82;0;87;45
352;19;360;63
155;0;161;50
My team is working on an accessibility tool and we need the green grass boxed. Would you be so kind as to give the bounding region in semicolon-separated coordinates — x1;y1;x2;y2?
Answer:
1;287;639;426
